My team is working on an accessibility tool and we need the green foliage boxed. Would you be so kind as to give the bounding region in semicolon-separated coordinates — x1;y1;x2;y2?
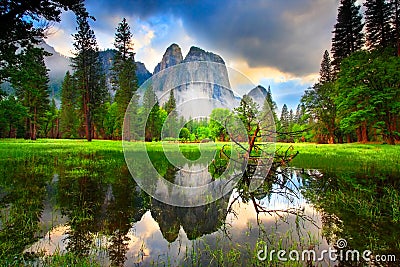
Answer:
0;95;27;138
0;0;84;81
162;89;178;138
142;85;162;141
112;18;139;139
10;45;50;140
337;47;400;144
179;127;190;141
331;0;364;71
234;94;259;137
209;108;231;141
364;0;394;49
72;14;108;141
60;71;79;138
103;102;119;138
42;98;59;138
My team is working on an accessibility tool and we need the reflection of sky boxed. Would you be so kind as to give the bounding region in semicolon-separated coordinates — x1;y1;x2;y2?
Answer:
27;170;336;266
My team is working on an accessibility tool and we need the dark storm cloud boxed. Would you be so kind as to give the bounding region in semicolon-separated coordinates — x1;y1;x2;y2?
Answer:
85;0;339;76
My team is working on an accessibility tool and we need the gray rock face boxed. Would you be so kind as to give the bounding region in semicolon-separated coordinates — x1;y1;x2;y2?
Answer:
183;46;225;64
247;85;268;107
153;43;183;74
140;45;241;118
135;61;152;85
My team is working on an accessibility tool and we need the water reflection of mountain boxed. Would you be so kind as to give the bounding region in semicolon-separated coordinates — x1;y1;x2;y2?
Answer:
151;195;230;242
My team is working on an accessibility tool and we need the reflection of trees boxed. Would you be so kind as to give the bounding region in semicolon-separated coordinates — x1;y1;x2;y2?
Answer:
105;165;149;267
303;170;400;265
220;94;306;221
57;159;106;257
0;159;48;261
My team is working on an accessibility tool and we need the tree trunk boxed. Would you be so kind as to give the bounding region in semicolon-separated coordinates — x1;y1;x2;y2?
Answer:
84;93;92;142
56;118;60;138
373;127;378;142
356;127;362;142
346;134;352;143
328;129;335;144
25;117;31;139
124;114;130;141
31;107;37;140
246;125;260;159
361;121;368;143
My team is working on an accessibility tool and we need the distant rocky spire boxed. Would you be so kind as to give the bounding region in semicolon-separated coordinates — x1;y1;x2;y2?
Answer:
153;43;183;74
183;46;225;64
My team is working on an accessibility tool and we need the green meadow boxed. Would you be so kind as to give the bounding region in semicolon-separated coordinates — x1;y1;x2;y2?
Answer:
1;139;398;173
1;139;400;266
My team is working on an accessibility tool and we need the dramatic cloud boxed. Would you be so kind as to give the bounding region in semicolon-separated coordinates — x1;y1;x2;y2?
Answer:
45;0;348;109
79;0;339;76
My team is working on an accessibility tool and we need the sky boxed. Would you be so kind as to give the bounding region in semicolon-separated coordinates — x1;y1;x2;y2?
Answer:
45;0;365;112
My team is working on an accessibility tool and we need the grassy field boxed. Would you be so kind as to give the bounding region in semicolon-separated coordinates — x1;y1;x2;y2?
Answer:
0;139;399;265
0;139;399;174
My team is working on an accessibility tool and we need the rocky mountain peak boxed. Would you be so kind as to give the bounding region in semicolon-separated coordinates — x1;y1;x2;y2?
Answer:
183;46;225;64
247;85;268;107
153;43;183;74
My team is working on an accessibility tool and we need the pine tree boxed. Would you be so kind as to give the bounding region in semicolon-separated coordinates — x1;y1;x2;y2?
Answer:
320;50;333;83
235;94;260;136
260;86;278;137
60;71;79;138
295;104;301;123
43;98;59;138
0;95;27;138
391;0;400;55
280;104;289;132
364;0;393;49
142;85;161;141
331;0;364;71
301;51;337;144
72;14;107;141
112;18;139;139
10;45;50;140
289;109;294;126
162;89;178;137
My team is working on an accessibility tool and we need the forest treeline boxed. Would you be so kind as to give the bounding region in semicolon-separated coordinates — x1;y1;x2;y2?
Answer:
300;0;400;145
0;0;399;144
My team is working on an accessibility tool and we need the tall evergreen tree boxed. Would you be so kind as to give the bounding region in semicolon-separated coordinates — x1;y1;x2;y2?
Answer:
364;0;393;49
280;104;289;132
60;71;79;138
0;95;27;138
391;0;400;55
320;50;333;83
162;89;178;137
301;51;337;143
331;0;364;71
294;104;302;124
72;14;107;141
10;45;50;140
142;85;161;141
260;86;278;138
111;18;139;139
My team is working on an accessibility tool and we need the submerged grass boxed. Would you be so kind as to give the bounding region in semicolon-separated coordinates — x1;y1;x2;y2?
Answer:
0;139;399;266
